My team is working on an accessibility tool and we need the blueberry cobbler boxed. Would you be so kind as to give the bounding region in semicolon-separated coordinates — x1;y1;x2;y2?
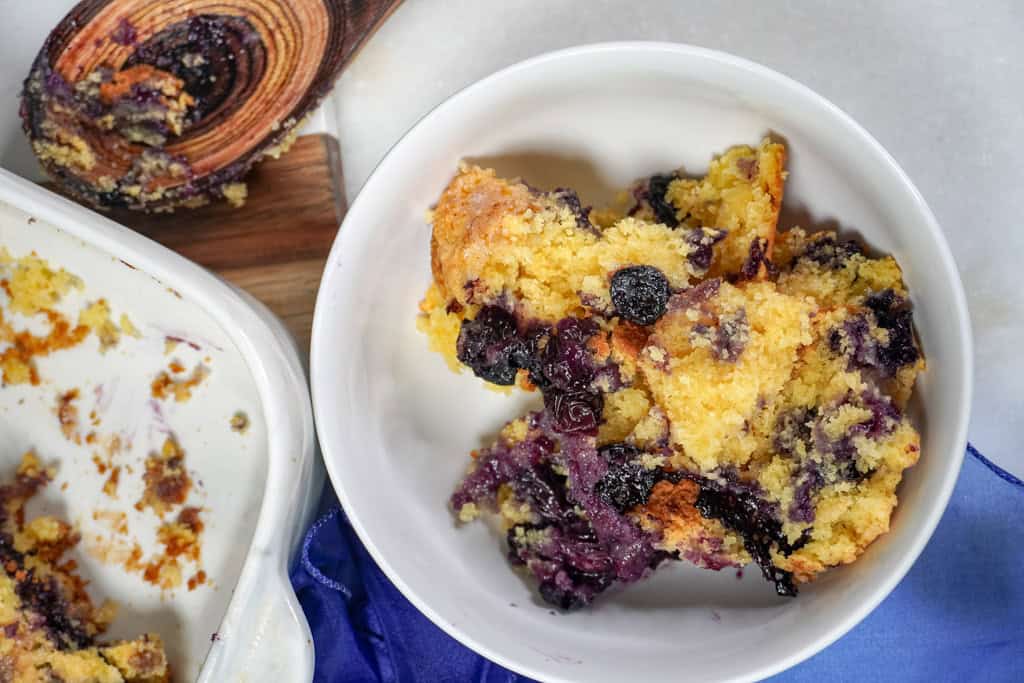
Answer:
0;454;169;682
418;140;924;609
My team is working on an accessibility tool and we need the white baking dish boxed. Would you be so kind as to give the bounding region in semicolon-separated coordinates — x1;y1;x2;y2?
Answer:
0;169;320;681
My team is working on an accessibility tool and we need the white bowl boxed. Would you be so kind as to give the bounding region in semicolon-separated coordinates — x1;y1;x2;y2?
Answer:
311;43;972;682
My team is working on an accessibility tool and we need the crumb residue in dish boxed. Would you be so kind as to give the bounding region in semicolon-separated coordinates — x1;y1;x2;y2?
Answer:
0;248;138;385
87;433;127;502
88;438;208;592
150;363;210;402
93;509;130;536
0;308;89;386
56;387;81;443
230;411;249;434
141;506;205;591
136;437;192;518
92;506;207;592
2;245;213;604
0;247;81;315
102;465;122;498
187;569;208;591
79;298;121;352
163;335;200;354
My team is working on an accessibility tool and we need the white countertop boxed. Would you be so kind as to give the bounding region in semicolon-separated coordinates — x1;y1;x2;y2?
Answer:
2;0;1020;477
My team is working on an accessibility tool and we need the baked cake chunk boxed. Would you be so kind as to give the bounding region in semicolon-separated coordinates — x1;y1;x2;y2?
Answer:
628;139;785;278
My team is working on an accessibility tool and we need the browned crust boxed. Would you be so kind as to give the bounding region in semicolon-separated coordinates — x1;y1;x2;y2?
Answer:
429;232;445;298
609;321;650;362
641;478;701;523
429;166;539;305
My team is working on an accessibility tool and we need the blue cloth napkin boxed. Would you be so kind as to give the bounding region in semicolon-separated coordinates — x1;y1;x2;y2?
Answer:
291;447;1024;682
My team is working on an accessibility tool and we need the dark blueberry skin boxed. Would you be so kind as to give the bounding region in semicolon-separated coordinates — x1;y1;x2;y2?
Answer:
647;174;680;227
610;266;671;326
514;326;552;389
543;390;604;434
594;462;661;512
551;187;593;231
864;289;920;371
740;237;769;280
456;305;523;385
801;235;864;269
594;442;661;511
506;521;618;611
692;480;799;596
538;318;599;391
597;442;641;466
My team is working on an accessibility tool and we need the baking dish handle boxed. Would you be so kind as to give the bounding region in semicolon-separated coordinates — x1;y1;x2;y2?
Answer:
200;564;315;681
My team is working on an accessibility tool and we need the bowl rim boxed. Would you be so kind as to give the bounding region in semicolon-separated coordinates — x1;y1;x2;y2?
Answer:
311;41;973;682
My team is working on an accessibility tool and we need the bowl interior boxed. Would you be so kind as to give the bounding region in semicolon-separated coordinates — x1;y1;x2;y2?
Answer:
312;44;970;682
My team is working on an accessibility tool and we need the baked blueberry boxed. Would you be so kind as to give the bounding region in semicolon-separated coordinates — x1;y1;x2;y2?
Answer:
610;265;671;326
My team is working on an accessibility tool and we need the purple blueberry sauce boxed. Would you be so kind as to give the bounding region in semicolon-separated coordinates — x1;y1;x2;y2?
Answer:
775;388;904;524
669;278;721;312
453;419;666;609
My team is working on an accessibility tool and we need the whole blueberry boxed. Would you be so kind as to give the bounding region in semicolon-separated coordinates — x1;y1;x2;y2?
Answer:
456;305;522;385
544;389;603;434
610;266;671;326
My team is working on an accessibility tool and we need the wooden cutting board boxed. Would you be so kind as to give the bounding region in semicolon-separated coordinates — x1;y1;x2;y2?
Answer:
108;134;344;351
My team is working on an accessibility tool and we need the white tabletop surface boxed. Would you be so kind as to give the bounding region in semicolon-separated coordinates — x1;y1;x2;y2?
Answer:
2;0;1021;477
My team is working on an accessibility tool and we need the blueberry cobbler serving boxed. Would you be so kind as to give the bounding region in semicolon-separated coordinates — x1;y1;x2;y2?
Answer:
417;139;925;610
